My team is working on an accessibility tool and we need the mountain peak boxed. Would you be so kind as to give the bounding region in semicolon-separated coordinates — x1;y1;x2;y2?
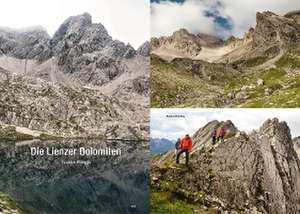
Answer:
284;10;300;18
172;28;190;36
260;118;289;133
65;12;92;26
137;41;150;56
52;13;93;44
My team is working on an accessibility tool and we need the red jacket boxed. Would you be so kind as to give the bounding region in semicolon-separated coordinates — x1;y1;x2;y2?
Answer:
180;136;193;152
219;128;226;137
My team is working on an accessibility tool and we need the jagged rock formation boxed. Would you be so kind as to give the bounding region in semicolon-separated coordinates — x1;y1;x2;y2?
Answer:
137;41;150;57
151;29;223;61
151;29;202;58
151;10;300;108
0;26;51;61
0;13;149;139
294;136;300;157
151;118;300;213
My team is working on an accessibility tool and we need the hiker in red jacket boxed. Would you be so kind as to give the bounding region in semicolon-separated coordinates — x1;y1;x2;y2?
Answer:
176;134;193;166
218;127;226;143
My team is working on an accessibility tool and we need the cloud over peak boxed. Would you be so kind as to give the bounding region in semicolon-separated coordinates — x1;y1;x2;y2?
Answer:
151;0;300;38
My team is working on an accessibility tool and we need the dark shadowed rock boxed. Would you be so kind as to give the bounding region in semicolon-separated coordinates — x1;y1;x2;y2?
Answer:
253;11;300;46
137;41;150;56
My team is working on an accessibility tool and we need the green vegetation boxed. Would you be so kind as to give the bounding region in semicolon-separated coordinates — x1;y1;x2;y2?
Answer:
151;191;216;214
225;45;300;107
225;68;286;92
151;56;205;107
275;46;300;69
151;179;216;214
151;55;235;107
0;126;34;142
243;56;268;67
0;192;23;213
151;44;300;108
39;133;64;141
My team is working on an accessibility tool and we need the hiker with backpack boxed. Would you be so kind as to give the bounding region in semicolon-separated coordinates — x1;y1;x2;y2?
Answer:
176;134;193;166
211;129;217;145
218;127;226;143
175;138;181;155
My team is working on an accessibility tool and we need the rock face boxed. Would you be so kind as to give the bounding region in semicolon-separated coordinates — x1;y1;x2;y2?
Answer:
0;26;52;61
0;12;149;90
293;136;300;157
0;13;149;139
137;41;150;56
151;10;300;108
151;118;300;213
0;68;148;139
151;29;203;58
49;13;138;85
253;11;300;46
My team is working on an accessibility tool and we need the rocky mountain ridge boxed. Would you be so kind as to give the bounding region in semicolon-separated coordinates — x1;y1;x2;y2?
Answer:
151;28;224;61
0;13;149;139
0;13;149;92
150;138;174;154
151;118;300;213
294;136;300;157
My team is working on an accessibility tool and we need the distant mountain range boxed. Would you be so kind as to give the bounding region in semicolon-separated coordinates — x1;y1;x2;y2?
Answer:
150;138;174;154
151;10;300;108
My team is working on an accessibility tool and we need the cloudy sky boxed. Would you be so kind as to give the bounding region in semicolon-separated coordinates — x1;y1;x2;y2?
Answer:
0;0;149;49
151;109;300;141
151;0;300;38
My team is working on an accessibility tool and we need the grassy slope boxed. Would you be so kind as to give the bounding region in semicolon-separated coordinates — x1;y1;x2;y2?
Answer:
151;55;206;107
151;55;230;108
151;45;300;108
227;46;300;107
151;179;216;214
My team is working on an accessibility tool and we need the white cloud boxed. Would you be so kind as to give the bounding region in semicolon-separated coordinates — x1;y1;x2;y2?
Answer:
151;0;215;37
151;108;300;141
220;0;300;37
151;0;300;38
0;0;149;49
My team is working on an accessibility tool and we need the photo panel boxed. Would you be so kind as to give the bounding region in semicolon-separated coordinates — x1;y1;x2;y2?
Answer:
150;0;300;108
150;108;300;213
0;0;150;213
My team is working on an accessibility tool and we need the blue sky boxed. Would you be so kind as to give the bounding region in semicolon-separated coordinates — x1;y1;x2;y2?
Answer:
151;0;300;38
151;109;300;141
